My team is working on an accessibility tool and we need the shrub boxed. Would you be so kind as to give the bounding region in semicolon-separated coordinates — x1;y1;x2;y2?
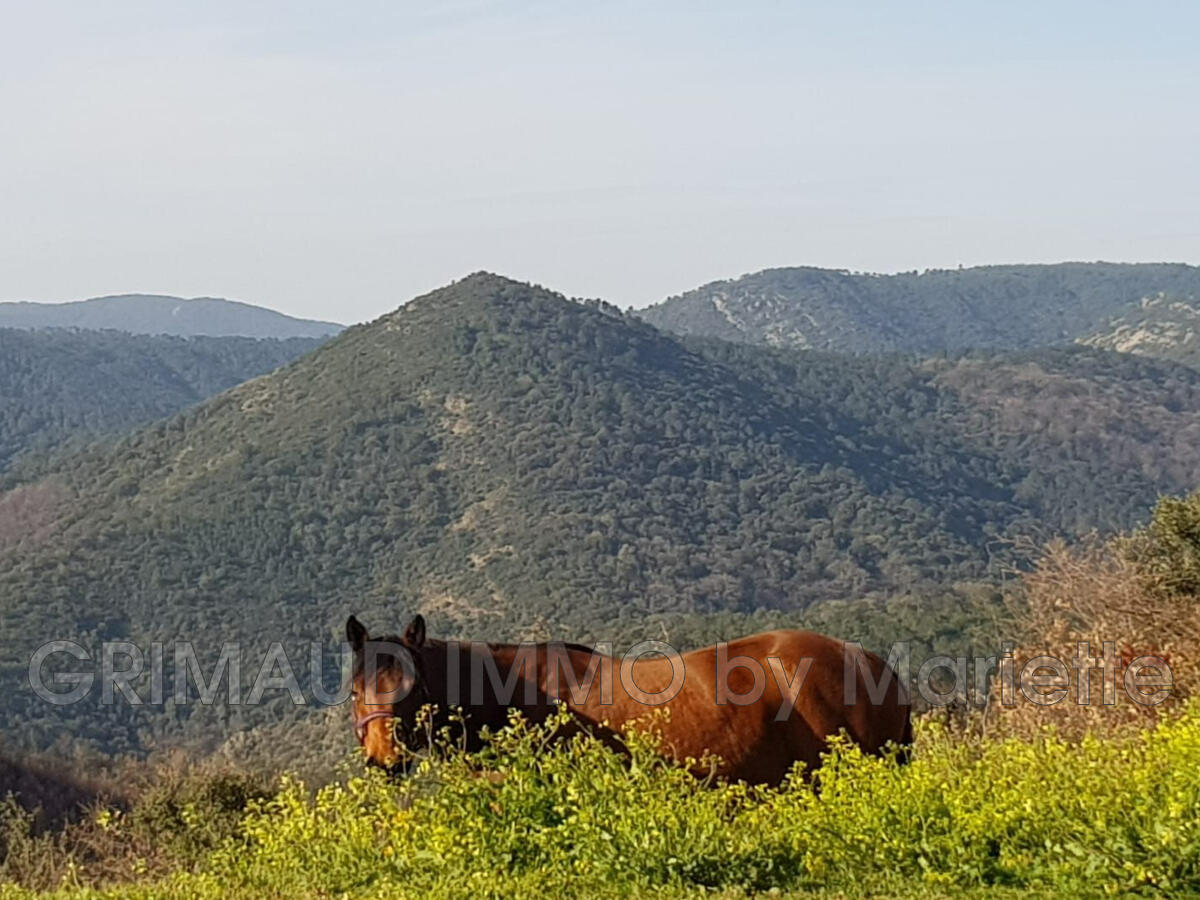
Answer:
126;768;272;863
181;707;1200;897
0;763;271;894
1131;486;1200;597
5;707;1200;896
997;525;1200;737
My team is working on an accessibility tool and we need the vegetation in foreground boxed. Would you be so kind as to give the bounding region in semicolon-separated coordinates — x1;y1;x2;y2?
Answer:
2;704;1199;899
4;431;1200;898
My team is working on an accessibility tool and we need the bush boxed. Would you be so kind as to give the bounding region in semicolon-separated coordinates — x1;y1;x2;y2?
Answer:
996;490;1200;739
1132;487;1200;597
0;763;271;894
3;706;1185;898
125;769;271;863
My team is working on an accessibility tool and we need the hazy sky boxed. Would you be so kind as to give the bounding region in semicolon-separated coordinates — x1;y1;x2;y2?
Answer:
2;1;1198;323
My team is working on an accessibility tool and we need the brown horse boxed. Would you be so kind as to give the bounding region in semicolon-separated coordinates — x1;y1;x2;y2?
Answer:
346;615;911;787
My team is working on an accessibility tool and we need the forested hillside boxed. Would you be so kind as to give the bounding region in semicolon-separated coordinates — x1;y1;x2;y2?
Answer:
0;329;325;472
3;273;1200;756
0;294;343;338
1079;292;1200;369
640;262;1200;359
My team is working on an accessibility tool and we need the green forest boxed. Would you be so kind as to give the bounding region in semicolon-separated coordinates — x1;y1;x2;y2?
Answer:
641;262;1200;358
0;329;325;473
2;274;1200;757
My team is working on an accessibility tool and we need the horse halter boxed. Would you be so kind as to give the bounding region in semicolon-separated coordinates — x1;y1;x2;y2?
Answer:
354;709;394;744
352;651;433;746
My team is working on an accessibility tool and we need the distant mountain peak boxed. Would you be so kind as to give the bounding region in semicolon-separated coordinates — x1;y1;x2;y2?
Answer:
381;273;582;330
0;293;344;339
639;262;1200;358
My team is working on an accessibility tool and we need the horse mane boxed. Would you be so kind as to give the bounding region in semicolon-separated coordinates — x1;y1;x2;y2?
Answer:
354;636;603;677
457;639;602;658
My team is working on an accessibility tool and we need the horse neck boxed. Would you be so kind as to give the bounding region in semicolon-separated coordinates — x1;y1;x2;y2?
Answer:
419;640;527;696
417;640;520;742
415;641;455;711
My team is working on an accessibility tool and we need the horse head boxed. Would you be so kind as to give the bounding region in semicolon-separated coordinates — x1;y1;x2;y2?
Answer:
346;614;431;772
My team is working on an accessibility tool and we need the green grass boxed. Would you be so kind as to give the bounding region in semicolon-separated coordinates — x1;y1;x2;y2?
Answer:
0;882;1070;899
5;706;1200;898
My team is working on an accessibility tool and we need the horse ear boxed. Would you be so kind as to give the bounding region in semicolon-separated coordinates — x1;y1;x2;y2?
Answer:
346;615;368;653
404;614;426;648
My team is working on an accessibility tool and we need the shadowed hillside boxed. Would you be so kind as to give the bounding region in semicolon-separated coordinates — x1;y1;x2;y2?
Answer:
0;329;327;473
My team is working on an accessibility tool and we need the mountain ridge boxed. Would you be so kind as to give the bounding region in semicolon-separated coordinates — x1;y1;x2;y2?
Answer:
0;294;344;339
4;272;1200;755
639;262;1200;359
